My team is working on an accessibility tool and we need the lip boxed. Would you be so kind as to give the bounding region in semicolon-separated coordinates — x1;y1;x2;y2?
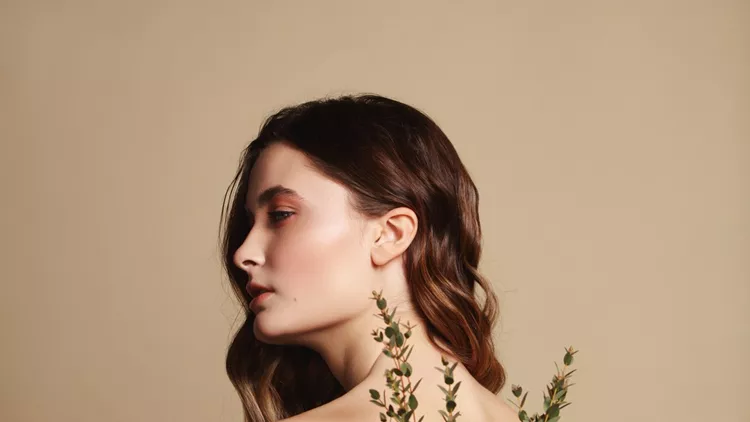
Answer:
246;280;274;297
249;291;274;311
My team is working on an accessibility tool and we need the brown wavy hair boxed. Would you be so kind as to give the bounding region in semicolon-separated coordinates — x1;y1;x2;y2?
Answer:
218;94;505;421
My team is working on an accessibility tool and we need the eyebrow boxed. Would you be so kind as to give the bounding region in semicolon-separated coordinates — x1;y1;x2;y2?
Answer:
244;185;304;215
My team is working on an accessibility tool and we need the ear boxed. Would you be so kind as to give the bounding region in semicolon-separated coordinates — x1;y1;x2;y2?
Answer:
370;207;418;267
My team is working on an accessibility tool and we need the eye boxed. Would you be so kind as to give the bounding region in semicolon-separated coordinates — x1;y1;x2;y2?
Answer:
268;210;294;224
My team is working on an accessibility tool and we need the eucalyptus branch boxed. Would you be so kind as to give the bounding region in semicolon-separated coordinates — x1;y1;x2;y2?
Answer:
368;290;580;422
507;346;578;422
434;355;462;422
369;289;424;422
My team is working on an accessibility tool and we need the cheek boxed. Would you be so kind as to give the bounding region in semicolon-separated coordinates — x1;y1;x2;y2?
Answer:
270;218;370;305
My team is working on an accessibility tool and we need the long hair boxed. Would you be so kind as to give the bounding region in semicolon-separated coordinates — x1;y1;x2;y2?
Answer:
218;94;505;421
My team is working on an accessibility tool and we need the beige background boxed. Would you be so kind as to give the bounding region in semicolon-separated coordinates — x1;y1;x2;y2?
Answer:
1;1;748;421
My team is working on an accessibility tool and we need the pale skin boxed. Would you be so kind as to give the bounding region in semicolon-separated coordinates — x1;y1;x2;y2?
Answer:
233;141;518;422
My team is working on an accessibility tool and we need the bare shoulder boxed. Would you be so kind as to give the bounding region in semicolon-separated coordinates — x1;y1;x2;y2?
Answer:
277;406;338;422
455;381;519;422
280;382;518;422
280;399;517;422
277;408;330;422
484;392;521;422
277;394;357;422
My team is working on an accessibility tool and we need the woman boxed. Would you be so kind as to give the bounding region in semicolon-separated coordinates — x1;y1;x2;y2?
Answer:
219;94;517;422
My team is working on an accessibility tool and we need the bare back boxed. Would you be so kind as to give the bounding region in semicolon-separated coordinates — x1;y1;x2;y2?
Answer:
281;372;518;422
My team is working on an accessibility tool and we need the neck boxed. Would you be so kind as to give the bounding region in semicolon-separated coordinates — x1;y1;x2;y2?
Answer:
295;303;458;392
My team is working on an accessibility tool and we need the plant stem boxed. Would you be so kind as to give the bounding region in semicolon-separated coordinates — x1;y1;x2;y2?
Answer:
543;362;568;422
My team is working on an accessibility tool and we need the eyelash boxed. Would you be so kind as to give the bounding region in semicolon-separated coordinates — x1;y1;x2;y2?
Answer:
268;210;294;224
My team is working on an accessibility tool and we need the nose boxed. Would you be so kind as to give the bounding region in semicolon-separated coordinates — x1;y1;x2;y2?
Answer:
233;232;266;275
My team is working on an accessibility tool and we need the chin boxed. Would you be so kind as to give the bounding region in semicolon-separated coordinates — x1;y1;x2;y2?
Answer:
252;316;295;345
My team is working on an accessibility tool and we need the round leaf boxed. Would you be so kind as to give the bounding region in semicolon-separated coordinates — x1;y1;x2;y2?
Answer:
446;399;456;412
377;298;387;310
564;352;573;366
408;394;418;410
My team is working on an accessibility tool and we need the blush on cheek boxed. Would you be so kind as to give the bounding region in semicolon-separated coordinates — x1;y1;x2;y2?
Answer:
272;219;365;302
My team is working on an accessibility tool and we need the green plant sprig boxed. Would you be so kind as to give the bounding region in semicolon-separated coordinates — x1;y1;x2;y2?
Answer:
368;289;424;422
367;290;579;422
434;355;462;421
507;346;578;422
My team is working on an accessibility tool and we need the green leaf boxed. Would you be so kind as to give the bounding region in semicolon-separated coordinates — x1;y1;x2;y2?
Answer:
518;410;528;421
511;384;522;398
547;403;560;418
444;375;454;385
401;362;413;377
377;298;387;310
395;347;404;360
453;381;462;394
389;306;398;322
370;389;380;400
408;394;418;410
564;351;573;366
396;332;405;347
520;391;528;408
446;400;456;412
380;412;387;422
385;326;395;338
404;345;414;362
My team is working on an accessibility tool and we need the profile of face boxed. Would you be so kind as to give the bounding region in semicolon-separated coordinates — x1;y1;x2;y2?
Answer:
233;141;378;345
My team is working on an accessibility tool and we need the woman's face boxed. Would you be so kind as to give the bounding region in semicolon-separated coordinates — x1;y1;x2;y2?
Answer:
233;141;376;345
